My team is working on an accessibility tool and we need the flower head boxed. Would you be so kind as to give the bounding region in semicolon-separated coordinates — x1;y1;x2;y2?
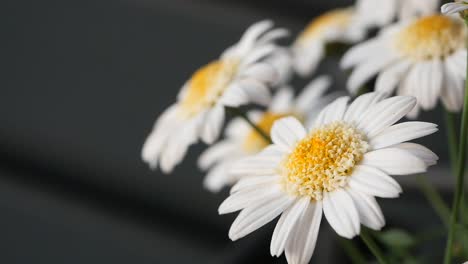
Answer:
142;20;287;172
219;93;438;264
199;77;331;192
342;14;467;117
292;8;367;76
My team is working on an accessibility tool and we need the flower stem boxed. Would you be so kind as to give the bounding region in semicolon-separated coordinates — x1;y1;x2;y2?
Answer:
360;229;388;264
443;19;468;264
444;110;459;171
416;175;450;227
338;238;366;264
225;107;272;143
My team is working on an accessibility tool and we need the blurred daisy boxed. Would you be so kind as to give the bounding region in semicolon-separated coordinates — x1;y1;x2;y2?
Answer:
265;48;294;86
292;8;367;77
442;1;468;15
219;93;438;264
342;15;467;117
142;20;287;172
199;77;331;192
355;0;440;28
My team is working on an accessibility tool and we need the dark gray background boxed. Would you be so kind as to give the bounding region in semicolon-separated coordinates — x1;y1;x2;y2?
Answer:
2;0;454;263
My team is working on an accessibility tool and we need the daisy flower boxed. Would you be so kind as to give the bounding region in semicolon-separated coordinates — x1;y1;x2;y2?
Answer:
142;20;287;172
292;8;367;77
199;77;331;192
342;14;467;117
355;0;440;28
442;1;468;15
219;93;438;264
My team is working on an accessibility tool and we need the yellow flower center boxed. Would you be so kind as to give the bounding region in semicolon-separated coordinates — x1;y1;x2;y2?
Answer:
179;59;238;117
242;112;292;154
281;122;368;201
296;8;353;44
395;15;466;61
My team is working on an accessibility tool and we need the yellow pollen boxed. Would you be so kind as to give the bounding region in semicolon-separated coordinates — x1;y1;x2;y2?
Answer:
296;8;353;44
242;112;293;154
281;122;368;201
395;15;466;61
179;59;238;117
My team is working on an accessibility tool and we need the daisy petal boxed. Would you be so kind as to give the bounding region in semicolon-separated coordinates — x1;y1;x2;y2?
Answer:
229;194;295;241
314;96;350;126
230;154;281;177
295;76;331;112
393;143;438;166
220;85;249;107
198;140;237;170
241;63;278;85
201;105;225;144
344;92;387;125
219;182;282;214
362;148;427;175
369;122;438;149
269;86;295;112
441;3;468;15
285;201;322;264
357;96;416;138
375;60;411;94
231;175;281;194
323;189;360;239
238;79;271;106
348;165;402;198
271;197;309;257
271;117;307;152
347;188;385;230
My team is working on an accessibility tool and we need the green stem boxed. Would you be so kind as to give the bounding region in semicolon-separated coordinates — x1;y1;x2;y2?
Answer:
360;229;388;264
225;107;272;143
338;238;367;264
443;18;468;264
416;175;450;227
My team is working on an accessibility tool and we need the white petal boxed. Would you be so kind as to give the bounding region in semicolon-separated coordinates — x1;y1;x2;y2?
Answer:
347;52;398;94
198;140;238;170
203;162;233;192
241;44;277;68
375;60;411;94
293;41;325;77
219;182;283;214
441;3;468;15
340;39;382;69
271;117;307;152
201;105;225;144
230;154;281;177
269;86;295;112
348;165;402;198
347;188;385;230
285;201;323;264
344;92;387;125
392;143;438;166
220;84;249;107
369;122;438;150
271;197;309;257
441;59;465;112
226;20;273;58
228;194;295;241
257;28;290;46
313;96;350;126
418;60;443;110
362;148;427;175
241;63;278;85
238;79;272;106
231;175;281;194
357;96;416;138
295;75;331;113
323;189;360;239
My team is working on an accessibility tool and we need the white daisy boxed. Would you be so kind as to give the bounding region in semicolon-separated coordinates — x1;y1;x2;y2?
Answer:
292;8;367;77
265;47;294;86
219;93;438;264
355;0;440;28
442;1;468;15
141;20;287;173
342;14;467;118
199;77;331;192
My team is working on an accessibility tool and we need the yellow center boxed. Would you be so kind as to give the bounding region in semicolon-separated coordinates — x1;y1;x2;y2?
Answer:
281;122;368;201
179;59;238;117
242;112;292;154
395;15;466;61
296;8;353;44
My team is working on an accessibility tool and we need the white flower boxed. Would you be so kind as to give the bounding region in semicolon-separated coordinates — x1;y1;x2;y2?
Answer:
342;15;467;117
441;1;468;15
142;20;287;173
199;77;331;192
355;0;440;28
265;48;294;86
219;93;438;264
292;8;367;77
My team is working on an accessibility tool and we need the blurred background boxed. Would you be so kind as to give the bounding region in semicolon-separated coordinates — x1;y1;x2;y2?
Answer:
3;0;455;263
